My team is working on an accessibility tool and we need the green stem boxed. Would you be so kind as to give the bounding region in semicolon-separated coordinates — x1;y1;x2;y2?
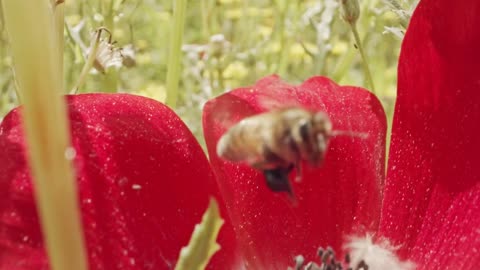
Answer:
166;0;187;108
71;29;103;93
100;0;117;93
2;1;88;270
216;61;224;91
273;0;291;75
332;44;356;83
201;0;209;37
102;0;115;31
349;22;376;94
102;70;120;93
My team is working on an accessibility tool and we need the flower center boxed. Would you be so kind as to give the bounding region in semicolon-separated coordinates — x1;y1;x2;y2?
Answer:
290;246;370;270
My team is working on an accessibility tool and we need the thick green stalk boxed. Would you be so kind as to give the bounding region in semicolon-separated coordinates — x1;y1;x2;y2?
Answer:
53;0;64;91
166;0;187;108
2;1;88;270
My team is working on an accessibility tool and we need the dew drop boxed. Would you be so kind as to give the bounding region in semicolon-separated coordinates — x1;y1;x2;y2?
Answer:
64;147;76;160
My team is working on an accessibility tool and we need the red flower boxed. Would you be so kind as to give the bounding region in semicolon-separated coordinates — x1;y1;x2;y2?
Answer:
1;0;479;269
380;0;480;268
204;0;480;268
0;94;240;269
203;75;386;268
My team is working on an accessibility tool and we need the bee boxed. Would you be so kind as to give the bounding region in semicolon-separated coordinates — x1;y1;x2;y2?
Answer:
216;107;333;197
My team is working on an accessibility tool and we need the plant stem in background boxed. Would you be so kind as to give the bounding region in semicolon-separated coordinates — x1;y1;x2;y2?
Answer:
71;28;104;94
101;0;115;31
332;43;357;83
201;0;210;38
166;0;187;108
100;0;118;93
275;0;292;76
349;22;376;94
2;1;88;270
216;63;225;91
340;0;376;94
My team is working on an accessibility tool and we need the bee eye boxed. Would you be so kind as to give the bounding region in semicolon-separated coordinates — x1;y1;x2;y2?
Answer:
312;112;332;133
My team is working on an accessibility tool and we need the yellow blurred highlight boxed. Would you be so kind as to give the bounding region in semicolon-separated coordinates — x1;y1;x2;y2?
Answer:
331;41;349;56
223;61;248;80
135;83;167;103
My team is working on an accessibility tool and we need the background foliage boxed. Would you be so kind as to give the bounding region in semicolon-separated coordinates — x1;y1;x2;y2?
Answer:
0;0;418;141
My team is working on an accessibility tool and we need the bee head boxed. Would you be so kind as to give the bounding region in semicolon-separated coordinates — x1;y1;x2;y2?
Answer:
297;111;332;166
311;111;332;137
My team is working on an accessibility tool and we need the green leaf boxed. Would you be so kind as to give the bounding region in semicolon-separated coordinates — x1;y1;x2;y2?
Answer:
174;198;224;270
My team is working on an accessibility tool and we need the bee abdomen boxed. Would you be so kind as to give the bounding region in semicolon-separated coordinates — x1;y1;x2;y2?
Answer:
216;123;262;162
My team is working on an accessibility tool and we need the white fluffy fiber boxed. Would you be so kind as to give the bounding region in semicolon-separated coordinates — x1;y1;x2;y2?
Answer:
344;234;415;270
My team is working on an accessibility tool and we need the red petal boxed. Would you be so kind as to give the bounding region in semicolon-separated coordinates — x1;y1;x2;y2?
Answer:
0;94;239;269
203;76;386;268
380;0;480;268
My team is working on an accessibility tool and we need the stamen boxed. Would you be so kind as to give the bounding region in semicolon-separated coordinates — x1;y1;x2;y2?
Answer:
290;246;370;270
294;255;305;270
356;260;369;270
345;253;351;264
304;262;321;270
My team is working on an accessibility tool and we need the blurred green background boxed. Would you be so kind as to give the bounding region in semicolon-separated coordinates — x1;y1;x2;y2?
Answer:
0;0;417;140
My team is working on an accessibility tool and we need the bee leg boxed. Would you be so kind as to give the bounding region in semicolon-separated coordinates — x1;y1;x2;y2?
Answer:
263;165;294;196
294;162;302;183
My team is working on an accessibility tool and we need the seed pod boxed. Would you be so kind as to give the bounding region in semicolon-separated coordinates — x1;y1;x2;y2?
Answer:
341;0;360;25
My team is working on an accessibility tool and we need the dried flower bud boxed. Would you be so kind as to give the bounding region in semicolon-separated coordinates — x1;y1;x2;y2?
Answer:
87;28;123;73
209;34;230;58
340;0;360;24
121;44;136;68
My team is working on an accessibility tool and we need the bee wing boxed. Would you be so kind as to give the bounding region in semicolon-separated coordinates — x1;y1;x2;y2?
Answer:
253;78;305;111
206;93;259;132
255;91;303;111
205;76;306;135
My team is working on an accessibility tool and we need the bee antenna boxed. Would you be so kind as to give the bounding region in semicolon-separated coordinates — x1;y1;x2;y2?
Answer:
331;130;369;139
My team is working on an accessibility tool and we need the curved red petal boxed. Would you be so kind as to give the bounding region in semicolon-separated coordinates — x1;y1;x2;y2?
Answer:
203;76;386;268
0;94;239;269
380;0;480;268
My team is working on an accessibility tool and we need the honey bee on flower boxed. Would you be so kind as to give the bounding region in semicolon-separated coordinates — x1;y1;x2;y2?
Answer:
216;107;333;197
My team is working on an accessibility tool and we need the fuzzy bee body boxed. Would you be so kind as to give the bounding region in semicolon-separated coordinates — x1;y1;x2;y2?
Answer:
216;107;332;195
